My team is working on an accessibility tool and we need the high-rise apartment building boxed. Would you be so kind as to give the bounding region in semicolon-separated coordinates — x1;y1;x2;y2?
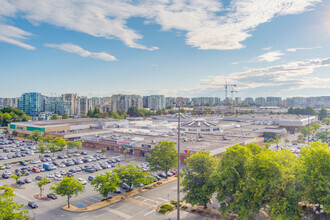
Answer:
112;95;143;112
244;97;254;105
44;97;72;115
255;97;266;106
147;95;166;110
235;97;242;105
62;93;79;115
266;97;282;106
19;92;43;116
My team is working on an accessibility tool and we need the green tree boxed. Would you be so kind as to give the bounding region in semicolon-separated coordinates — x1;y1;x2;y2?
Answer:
0;185;29;220
50;176;85;208
214;144;255;217
214;144;302;219
11;130;18;137
123;148;130;161
91;172;120;200
145;141;178;179
51;114;59;120
299;142;330;214
318;108;328;120
42;135;54;143
29;130;42;143
274;136;281;150
182;151;217;209
38;177;49;196
38;141;46;156
316;131;330;142
67;141;80;153
101;147;107;153
55;138;67;152
113;163;152;191
300;127;310;137
2;126;9;137
324;118;330;126
10;174;20;186
62;113;68;119
48;144;58;157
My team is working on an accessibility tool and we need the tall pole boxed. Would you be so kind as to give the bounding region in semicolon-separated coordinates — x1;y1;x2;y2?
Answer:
177;103;181;220
308;114;310;145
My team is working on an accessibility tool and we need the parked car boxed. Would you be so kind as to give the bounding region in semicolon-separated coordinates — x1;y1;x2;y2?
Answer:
24;178;32;183
17;180;25;185
88;176;95;181
28;201;38;209
32;167;40;173
114;188;121;194
19;161;27;166
35;176;43;180
81;151;87;155
47;193;58;200
77;178;87;185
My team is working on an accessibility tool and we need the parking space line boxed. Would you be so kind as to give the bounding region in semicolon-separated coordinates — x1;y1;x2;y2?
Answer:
15;191;30;201
158;197;168;201
106;208;133;219
126;198;155;209
144;210;156;216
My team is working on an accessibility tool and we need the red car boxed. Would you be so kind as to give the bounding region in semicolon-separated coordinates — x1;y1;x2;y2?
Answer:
170;171;176;175
32;168;40;173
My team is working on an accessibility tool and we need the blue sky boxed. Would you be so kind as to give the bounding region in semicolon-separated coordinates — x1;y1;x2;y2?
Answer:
0;0;329;99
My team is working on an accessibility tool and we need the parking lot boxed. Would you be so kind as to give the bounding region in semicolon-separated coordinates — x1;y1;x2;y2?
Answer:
0;136;166;218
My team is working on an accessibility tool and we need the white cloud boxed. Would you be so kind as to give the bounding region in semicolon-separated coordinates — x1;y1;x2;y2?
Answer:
256;50;284;62
45;43;117;61
231;61;239;65
203;57;330;91
262;47;272;51
286;46;321;52
0;24;35;50
0;0;322;50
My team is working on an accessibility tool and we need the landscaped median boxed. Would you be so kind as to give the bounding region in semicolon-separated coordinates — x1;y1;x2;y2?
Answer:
61;175;177;212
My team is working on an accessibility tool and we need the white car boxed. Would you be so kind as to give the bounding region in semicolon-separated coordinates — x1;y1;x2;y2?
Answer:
77;178;87;185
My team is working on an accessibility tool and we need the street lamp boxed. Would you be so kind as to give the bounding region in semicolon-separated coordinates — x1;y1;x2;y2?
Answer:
175;101;181;220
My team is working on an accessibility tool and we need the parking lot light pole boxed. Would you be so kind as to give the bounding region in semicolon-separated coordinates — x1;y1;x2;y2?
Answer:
177;103;181;220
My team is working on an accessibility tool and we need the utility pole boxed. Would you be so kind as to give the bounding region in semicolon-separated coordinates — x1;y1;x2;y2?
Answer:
308;114;310;145
177;101;181;220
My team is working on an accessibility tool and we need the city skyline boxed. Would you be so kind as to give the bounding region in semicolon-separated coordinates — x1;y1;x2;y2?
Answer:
1;0;330;98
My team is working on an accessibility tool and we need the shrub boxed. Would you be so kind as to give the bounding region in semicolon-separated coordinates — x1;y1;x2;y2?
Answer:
159;209;167;214
160;204;173;211
170;201;177;206
157;182;162;185
197;210;203;214
182;205;188;210
191;208;196;212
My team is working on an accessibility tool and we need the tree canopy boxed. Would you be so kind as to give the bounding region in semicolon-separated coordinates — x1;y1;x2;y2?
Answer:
0;185;29;220
113;163;152;190
181;151;217;209
288;107;317;115
51;114;59;120
145;141;177;178
213;143;303;219
50;176;85;208
0;107;30;126
91;172;120;200
299;142;330;213
318;108;328;120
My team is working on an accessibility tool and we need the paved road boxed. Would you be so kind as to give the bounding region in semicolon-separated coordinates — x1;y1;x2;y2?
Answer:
25;179;208;220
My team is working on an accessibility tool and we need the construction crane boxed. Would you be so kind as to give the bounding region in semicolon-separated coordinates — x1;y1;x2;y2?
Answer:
230;89;237;109
201;81;236;111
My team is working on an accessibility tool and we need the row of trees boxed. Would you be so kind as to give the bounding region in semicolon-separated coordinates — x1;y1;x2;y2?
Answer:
181;142;329;219
0;107;30;126
51;163;152;207
300;123;321;137
28;130;81;155
288;107;328;120
85;106;186;119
